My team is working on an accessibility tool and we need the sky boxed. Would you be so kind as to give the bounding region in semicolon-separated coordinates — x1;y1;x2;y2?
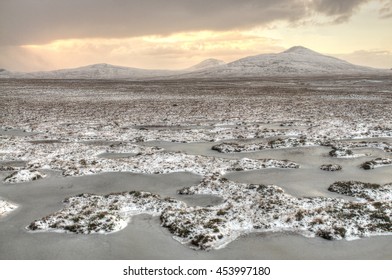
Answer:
0;0;391;71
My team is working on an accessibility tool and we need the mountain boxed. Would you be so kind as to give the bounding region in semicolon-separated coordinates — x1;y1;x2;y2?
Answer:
186;58;226;71
8;63;180;79
6;59;226;79
0;68;12;78
1;47;388;80
182;46;386;78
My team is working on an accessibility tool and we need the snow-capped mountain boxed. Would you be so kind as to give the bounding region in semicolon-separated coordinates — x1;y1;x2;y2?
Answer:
183;46;386;78
186;58;226;71
3;59;227;79
8;63;179;79
1;47;388;80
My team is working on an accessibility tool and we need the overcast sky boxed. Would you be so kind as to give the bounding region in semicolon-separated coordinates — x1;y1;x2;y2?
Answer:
1;0;391;71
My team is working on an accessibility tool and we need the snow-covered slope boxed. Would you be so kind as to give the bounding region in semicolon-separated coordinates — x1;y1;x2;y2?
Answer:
183;46;387;78
10;63;180;79
186;58;226;71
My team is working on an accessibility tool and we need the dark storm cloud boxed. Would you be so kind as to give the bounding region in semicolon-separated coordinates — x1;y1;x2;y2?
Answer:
312;0;369;15
311;0;371;22
0;0;376;45
380;0;392;18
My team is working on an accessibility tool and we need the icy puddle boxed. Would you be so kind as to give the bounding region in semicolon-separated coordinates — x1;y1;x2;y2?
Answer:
141;143;392;197
97;152;137;159
0;160;27;169
226;166;392;198
225;146;392;198
144;141;392;198
0;128;37;137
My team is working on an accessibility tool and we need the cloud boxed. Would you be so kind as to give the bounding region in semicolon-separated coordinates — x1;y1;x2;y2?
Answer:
0;0;380;46
334;49;392;69
380;0;392;18
311;0;371;22
0;46;54;72
1;31;282;71
2;33;391;71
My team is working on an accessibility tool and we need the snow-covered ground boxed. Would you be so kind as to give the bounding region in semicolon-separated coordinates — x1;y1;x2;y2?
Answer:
1;76;392;252
212;137;319;153
1;139;299;183
328;148;368;158
28;191;186;234
4;170;46;184
361;158;392;170
320;164;342;171
328;181;392;201
0;199;17;217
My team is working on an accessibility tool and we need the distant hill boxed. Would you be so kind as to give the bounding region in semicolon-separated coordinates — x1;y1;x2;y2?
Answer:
181;46;386;78
5;63;179;79
0;68;12;78
186;58;226;71
1;47;388;80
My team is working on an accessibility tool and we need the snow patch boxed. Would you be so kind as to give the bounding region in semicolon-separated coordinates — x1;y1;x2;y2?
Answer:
0;199;17;217
4;169;46;184
361;158;392;170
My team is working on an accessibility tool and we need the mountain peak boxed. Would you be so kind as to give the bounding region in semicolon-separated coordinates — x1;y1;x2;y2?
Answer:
187;58;226;71
87;63;115;68
283;46;321;55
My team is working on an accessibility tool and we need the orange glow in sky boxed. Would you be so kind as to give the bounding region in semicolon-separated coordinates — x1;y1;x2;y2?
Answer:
2;1;391;71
